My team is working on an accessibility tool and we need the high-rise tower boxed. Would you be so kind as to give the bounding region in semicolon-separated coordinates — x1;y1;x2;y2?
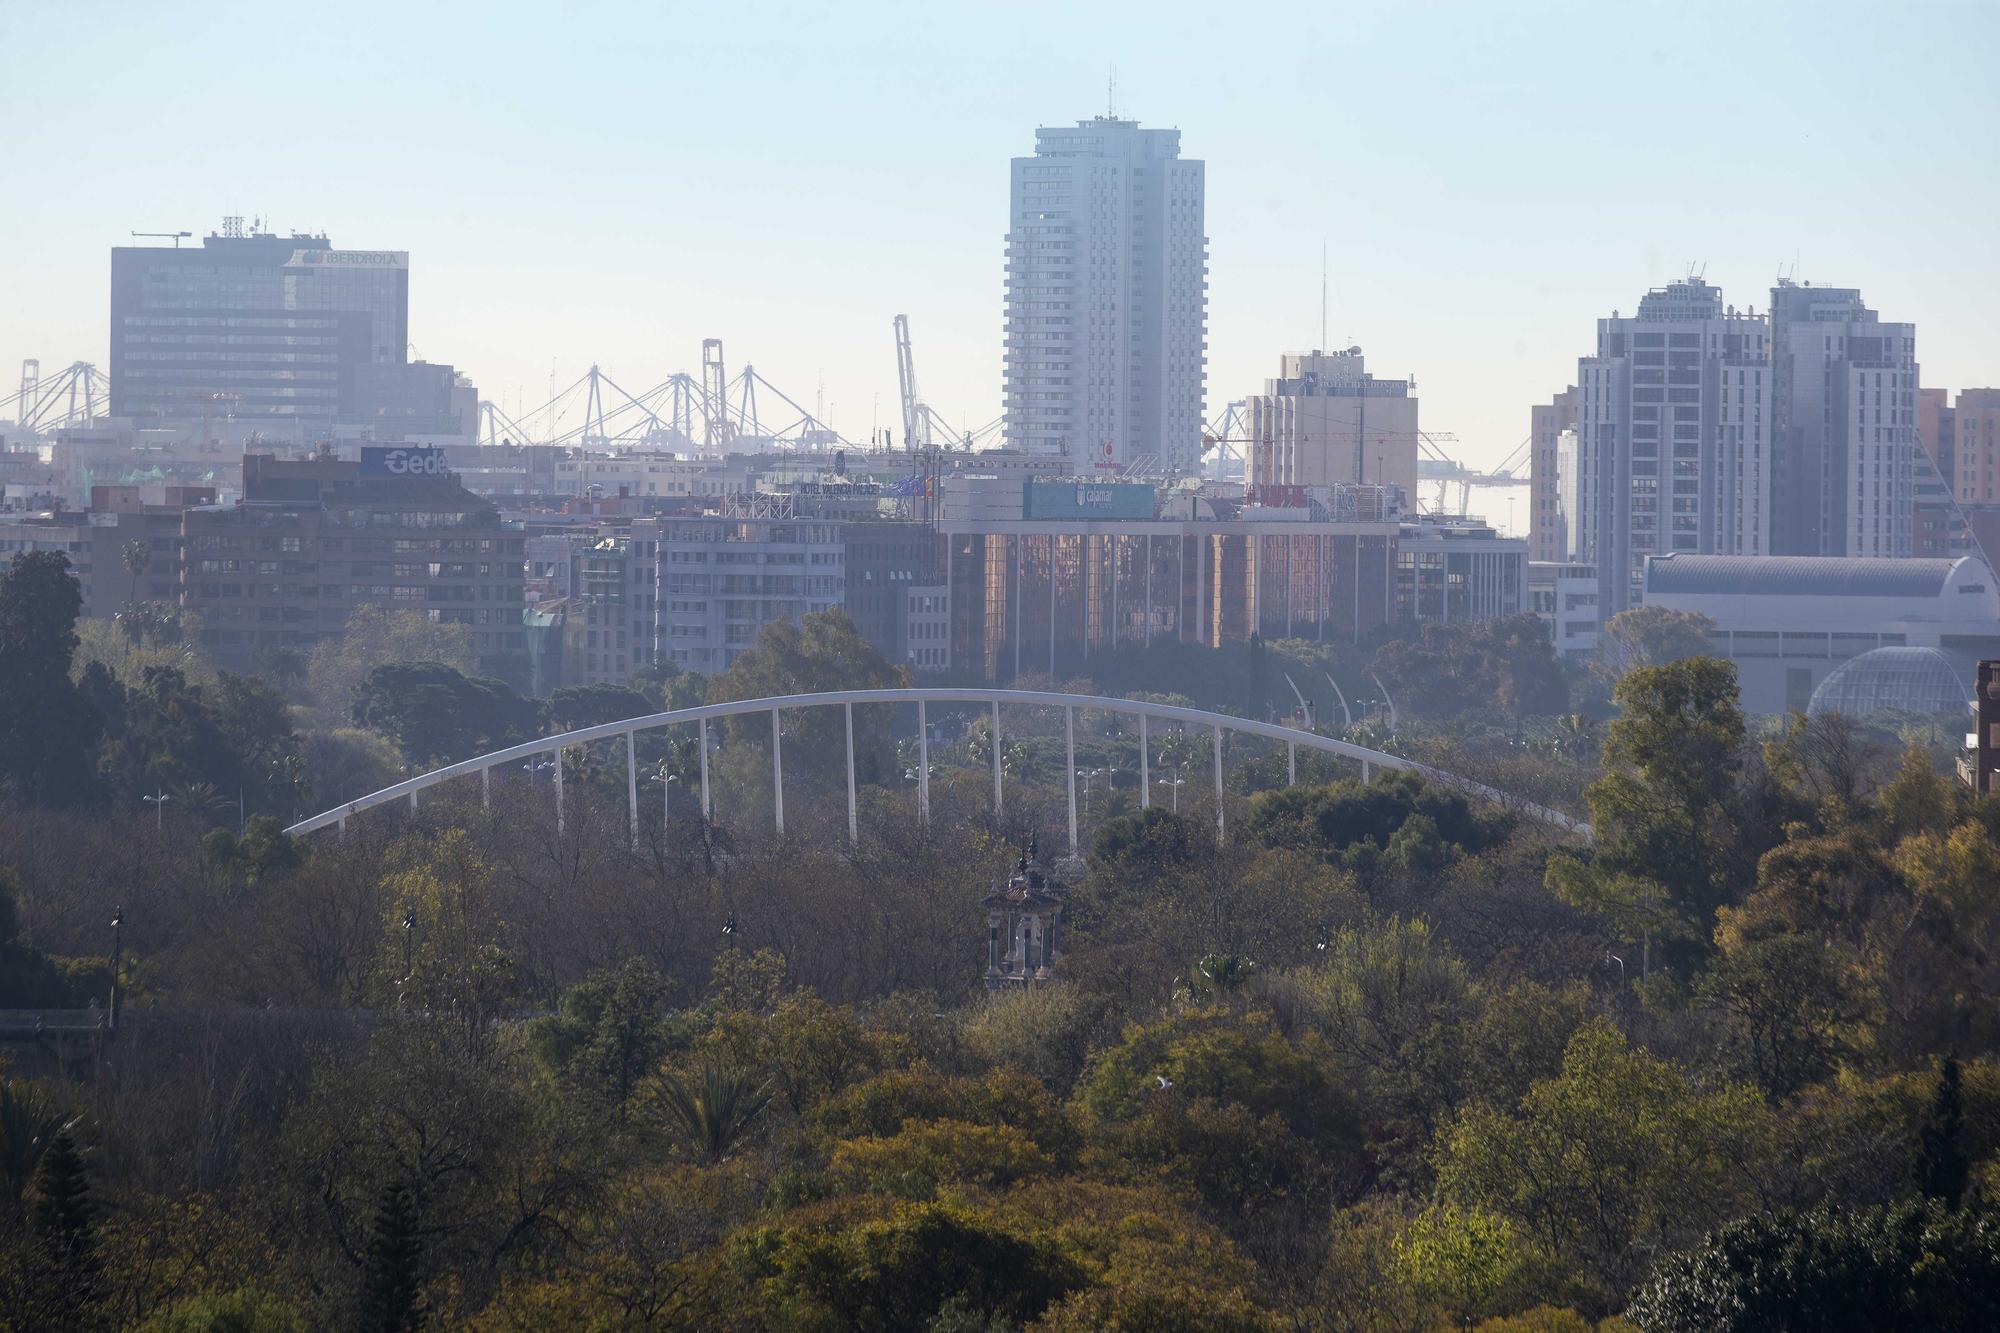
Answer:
1768;280;1919;558
1573;279;1771;616
110;227;408;427
1002;117;1207;469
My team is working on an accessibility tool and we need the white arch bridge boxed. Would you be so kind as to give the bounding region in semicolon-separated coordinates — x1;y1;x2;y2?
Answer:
284;688;1590;850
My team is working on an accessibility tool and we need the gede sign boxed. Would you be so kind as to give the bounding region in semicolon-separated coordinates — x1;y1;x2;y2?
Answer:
361;447;451;479
1021;480;1156;520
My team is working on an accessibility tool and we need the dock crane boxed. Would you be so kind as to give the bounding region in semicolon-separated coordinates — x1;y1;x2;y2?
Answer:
893;314;928;453
700;339;733;454
1201;405;1459;503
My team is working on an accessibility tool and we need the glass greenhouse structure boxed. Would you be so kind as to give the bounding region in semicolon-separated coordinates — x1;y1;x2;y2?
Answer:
1806;646;1971;718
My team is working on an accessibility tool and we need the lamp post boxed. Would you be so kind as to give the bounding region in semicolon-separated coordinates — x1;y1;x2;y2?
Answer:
402;909;417;984
1155;767;1185;813
143;789;171;831
655;762;681;825
1076;767;1109;821
108;906;124;1031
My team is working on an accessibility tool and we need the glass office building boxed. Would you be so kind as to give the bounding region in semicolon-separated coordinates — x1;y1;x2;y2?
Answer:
110;230;409;426
943;519;1397;681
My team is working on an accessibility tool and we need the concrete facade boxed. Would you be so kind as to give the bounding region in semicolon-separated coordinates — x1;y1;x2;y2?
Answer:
655;496;845;673
1529;387;1578;563
1245;349;1419;501
1528;561;1600;660
1574;279;1771;618
1003;117;1207;469
1768;280;1919;558
110;229;427;433
1393;517;1526;624
181;454;525;679
1642;552;2000;713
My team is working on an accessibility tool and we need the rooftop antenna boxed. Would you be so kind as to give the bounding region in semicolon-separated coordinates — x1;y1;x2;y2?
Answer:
1107;65;1117;118
1321;242;1328;352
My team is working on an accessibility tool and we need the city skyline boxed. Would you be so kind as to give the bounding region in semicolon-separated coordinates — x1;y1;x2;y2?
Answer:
3;0;1997;475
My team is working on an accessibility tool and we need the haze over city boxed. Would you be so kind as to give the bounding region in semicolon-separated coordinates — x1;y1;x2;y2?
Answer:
4;0;1996;471
12;4;2000;1328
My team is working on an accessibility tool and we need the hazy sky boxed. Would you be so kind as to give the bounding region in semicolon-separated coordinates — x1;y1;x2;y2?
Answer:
3;0;1995;470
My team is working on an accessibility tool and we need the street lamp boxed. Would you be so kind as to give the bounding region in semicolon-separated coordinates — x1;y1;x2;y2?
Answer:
108;906;124;1030
1076;766;1110;820
402;909;417;983
142;789;171;831
1155;767;1186;814
654;762;681;824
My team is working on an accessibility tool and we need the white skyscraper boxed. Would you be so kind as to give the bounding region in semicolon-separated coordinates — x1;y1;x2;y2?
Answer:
1002;116;1207;469
1573;279;1771;616
1768;280;1919;558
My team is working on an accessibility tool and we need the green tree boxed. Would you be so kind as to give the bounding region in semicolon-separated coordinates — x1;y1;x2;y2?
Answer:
1369;614;1566;722
31;1129;101;1320
529;958;673;1112
1696;931;1858;1101
1249;770;1509;865
732;1197;1085;1331
1395;1202;1555;1325
1626;1200;2000;1332
359;1182;423;1332
351;662;535;766
257;646;310;696
1435;1019;1767;1300
540;682;658;734
1920;1056;1970;1208
1073;1005;1358;1157
1285;916;1476;1159
1764;709;1895;818
826;1118;1054;1198
707;608;908;781
1547;657;1748;974
0;550;103;806
134;1286;309;1333
1593;606;1714;682
99;667;301;816
307;605;477;728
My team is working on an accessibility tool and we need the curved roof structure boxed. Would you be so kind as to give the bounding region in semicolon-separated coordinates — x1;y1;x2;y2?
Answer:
1807;646;1970;718
1646;554;1966;599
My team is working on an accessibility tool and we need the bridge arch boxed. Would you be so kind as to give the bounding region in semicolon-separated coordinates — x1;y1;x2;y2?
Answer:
285;688;1589;849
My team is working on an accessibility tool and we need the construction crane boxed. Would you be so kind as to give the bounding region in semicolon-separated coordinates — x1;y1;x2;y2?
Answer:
701;339;732;455
130;230;192;247
893;314;928;453
485;352;856;452
1416;434;1530;516
1201;407;1458;499
890;314;986;452
3;360;109;435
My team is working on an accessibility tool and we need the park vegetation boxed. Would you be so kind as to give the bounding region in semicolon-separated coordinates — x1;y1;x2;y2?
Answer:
2;550;1997;1328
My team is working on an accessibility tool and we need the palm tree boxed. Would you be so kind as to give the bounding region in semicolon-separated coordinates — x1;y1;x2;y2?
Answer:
120;540;150;606
1551;713;1599;761
167;781;235;827
0;1078;76;1217
648;1061;774;1164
